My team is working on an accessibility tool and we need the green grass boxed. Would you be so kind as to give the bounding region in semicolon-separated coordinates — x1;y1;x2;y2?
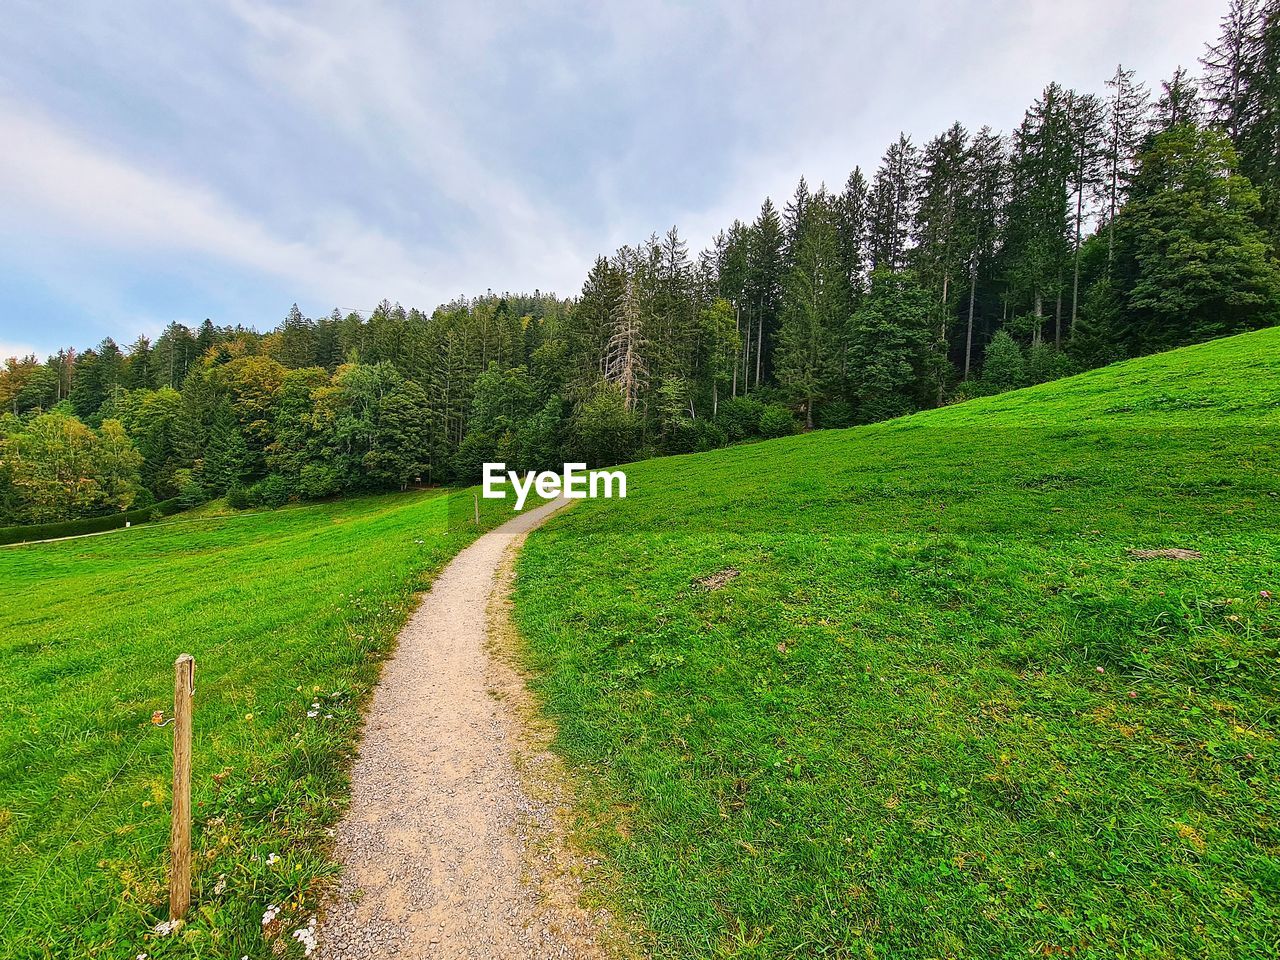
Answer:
0;487;530;959
513;328;1280;960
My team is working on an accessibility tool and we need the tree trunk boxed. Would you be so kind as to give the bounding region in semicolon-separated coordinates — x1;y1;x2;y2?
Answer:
938;274;950;404
731;304;740;397
1072;170;1084;336
1054;278;1063;349
755;310;764;388
964;270;977;379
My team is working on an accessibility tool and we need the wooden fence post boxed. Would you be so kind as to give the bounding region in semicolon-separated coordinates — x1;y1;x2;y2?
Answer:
169;654;194;921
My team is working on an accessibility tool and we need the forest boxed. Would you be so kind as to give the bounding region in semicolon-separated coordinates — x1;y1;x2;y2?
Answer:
1;0;1278;526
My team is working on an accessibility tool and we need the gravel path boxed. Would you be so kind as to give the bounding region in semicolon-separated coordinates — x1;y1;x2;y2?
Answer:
320;498;610;960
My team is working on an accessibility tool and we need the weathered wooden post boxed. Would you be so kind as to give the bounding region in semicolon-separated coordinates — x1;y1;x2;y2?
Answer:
169;654;194;921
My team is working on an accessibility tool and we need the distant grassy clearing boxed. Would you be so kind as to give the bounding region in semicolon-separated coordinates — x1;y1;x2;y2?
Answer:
0;488;526;959
514;329;1280;959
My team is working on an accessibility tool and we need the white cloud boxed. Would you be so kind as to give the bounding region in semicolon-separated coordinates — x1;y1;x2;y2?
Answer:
0;342;42;362
0;0;1231;353
0;89;594;321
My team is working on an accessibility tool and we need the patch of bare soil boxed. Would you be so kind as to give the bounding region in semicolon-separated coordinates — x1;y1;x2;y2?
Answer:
1127;548;1203;560
692;567;739;591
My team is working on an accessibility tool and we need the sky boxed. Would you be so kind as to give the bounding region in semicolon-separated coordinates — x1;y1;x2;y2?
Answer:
0;0;1228;361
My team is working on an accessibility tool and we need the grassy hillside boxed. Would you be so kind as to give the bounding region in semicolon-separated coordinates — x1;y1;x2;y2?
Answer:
514;328;1280;960
0;489;523;959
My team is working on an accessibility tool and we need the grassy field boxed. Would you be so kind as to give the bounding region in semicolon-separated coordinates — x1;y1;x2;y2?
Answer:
514;328;1280;959
0;488;528;959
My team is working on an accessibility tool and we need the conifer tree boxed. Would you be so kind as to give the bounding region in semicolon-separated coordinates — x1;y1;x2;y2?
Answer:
1103;65;1152;267
868;134;920;271
776;197;847;428
1153;67;1204;133
1104;124;1280;351
836;168;870;297
744;199;785;390
846;269;932;422
958;128;1006;378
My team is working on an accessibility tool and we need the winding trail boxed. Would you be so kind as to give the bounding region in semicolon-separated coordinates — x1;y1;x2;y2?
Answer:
321;497;609;960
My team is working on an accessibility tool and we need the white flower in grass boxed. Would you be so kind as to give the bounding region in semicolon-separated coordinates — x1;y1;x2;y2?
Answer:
262;903;280;925
266;852;279;866
293;917;318;956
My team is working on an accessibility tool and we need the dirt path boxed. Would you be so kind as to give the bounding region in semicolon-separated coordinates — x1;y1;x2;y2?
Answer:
321;498;612;960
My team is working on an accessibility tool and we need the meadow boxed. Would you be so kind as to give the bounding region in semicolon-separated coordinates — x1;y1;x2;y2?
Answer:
0;488;527;959
513;327;1280;959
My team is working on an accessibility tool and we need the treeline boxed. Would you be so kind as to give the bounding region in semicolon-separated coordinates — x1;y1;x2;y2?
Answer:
2;1;1279;524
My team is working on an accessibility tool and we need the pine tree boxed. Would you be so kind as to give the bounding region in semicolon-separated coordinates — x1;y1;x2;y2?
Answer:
846;269;932;422
783;176;814;265
868;134;920;271
154;322;197;388
1105;124;1280;351
1202;0;1280;245
1103;65;1152;268
836;168;870;297
1202;0;1263;143
1066;92;1106;336
744;199;785;390
278;303;317;368
958;128;1006;379
604;246;649;413
127;336;156;390
1153;67;1204;133
913;123;970;400
202;402;249;494
1005;84;1074;345
776;197;848;428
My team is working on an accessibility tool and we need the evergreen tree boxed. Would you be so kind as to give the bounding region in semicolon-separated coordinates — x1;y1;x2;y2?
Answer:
958;127;1007;378
69;339;126;420
202;402;250;494
776;197;848;428
1153;67;1204;133
1005;84;1074;345
744;199;785;389
836;167;870;297
604;246;649;413
569;256;624;388
154;322;197;388
1103;65;1152;267
1202;0;1280;245
277;303;317;368
1066;92;1106;337
980;329;1027;393
913;123;970;399
127;336;156;390
868;134;920;271
1104;124;1280;351
846;269;932;422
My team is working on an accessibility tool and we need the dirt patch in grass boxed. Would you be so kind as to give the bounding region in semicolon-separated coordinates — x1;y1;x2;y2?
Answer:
1127;548;1203;560
692;567;739;591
